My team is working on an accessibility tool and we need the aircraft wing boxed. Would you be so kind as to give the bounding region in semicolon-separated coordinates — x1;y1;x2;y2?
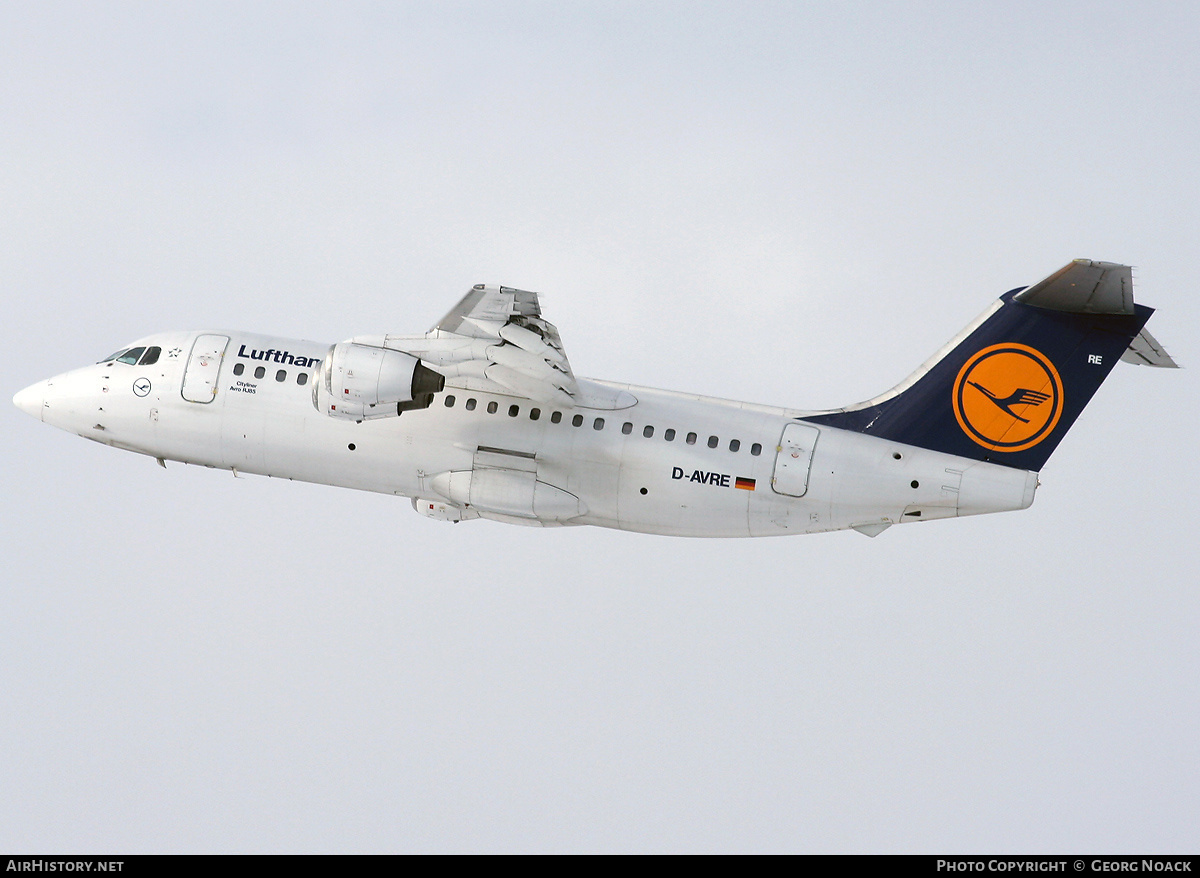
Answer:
426;284;578;407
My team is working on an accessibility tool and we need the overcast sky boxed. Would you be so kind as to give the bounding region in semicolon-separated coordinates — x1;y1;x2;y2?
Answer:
3;0;1197;853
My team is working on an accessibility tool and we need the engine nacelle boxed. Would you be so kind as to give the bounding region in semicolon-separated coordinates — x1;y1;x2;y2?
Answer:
312;342;445;421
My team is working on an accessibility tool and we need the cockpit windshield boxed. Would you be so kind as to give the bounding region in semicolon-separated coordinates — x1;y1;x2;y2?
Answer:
116;347;146;365
98;346;161;366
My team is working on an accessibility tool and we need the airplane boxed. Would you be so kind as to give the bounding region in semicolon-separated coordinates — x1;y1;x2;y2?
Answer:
12;259;1177;538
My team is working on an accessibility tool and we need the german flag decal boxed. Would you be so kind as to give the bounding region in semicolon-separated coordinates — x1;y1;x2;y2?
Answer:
735;477;756;491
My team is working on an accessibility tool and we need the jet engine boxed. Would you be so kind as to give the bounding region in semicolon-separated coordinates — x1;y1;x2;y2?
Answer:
312;342;445;421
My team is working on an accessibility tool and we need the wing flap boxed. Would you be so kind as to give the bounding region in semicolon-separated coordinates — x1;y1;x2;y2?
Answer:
424;284;579;404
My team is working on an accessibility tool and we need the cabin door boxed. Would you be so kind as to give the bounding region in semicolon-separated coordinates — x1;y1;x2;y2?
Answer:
182;334;229;403
771;423;819;497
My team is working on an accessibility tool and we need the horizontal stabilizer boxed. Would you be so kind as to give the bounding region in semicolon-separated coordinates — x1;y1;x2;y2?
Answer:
1015;259;1134;315
1122;326;1179;368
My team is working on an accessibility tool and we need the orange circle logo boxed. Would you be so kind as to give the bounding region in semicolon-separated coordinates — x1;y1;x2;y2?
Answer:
952;343;1064;452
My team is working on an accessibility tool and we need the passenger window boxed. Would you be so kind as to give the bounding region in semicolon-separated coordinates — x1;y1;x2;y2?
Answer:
643;426;654;438
487;401;498;414
530;408;540;421
665;429;676;441
572;414;583;427
622;422;633;435
138;347;161;366
729;439;740;452
551;411;562;424
233;363;244;376
297;372;308;386
686;432;697;445
707;435;718;448
593;418;605;430
466;398;477;411
276;370;287;382
116;347;146;365
254;366;266;379
444;395;456;407
508;404;519;417
751;443;762;456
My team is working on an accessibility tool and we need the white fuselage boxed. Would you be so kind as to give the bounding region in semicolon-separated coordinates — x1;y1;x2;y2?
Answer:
15;329;1038;537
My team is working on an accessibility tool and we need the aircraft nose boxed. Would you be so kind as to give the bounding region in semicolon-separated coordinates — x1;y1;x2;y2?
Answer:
13;380;47;421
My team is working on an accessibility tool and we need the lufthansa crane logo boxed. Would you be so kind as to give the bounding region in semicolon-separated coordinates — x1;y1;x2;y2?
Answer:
952;343;1064;452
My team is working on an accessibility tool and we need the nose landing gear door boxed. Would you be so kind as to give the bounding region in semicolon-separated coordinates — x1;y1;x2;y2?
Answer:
182;334;230;403
771;423;819;497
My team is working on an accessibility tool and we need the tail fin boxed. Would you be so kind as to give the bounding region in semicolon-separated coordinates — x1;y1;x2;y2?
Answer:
805;260;1175;471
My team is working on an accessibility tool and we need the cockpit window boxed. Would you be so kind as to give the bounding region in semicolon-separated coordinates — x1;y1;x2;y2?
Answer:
115;347;146;365
98;348;129;364
138;346;161;366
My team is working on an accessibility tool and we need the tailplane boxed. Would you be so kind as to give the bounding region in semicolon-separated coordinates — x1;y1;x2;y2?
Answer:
804;260;1177;471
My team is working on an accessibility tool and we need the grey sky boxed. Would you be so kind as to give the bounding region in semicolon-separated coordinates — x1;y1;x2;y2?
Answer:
3;1;1197;852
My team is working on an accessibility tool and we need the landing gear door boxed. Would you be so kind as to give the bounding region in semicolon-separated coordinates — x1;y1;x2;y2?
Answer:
182;334;229;403
771;423;819;497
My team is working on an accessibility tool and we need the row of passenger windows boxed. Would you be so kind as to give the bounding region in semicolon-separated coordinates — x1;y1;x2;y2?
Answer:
440;394;763;455
98;346;161;366
231;362;309;385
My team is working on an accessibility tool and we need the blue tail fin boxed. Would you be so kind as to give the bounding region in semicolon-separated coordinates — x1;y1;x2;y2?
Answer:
804;260;1169;471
